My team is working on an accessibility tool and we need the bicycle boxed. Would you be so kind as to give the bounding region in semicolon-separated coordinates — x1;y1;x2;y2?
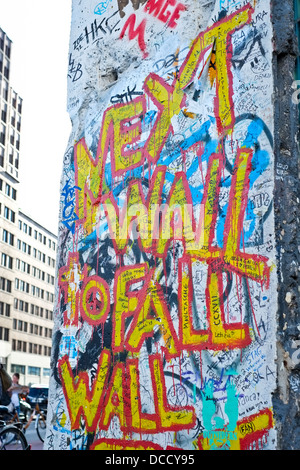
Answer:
0;397;47;443
4;403;47;443
24;402;47;443
0;420;30;450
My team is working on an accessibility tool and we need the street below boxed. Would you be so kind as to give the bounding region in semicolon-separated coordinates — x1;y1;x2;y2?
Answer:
24;420;44;450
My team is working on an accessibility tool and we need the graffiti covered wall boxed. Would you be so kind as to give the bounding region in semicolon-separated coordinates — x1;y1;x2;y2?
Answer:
45;0;278;450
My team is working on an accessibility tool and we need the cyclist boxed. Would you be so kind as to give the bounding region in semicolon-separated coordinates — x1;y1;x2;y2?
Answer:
7;373;29;418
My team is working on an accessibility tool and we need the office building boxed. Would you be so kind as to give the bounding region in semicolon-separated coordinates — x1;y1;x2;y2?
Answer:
0;27;56;386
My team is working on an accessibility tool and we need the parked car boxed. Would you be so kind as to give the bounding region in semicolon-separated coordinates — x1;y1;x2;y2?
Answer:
26;384;49;411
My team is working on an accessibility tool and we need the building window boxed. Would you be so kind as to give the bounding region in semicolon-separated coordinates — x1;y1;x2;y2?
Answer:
12;91;17;109
43;368;51;377
0;327;9;342
11;365;25;375
4;206;15;223
1;103;7;123
0;123;5;145
18;98;22;114
1;253;13;269
29;344;39;355
5;42;11;60
0;146;4;167
14;341;23;352
0;302;10;317
2;80;8;102
15;278;29;293
14;153;19;169
2;229;14;246
3;58;9;80
16;259;30;274
0;277;11;293
28;366;40;376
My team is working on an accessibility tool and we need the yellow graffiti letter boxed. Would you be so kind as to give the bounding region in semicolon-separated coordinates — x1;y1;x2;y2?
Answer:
59;350;110;431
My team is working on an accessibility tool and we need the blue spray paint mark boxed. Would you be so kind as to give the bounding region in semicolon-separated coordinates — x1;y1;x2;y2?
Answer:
215;117;271;247
201;382;216;432
94;0;113;16
225;381;239;432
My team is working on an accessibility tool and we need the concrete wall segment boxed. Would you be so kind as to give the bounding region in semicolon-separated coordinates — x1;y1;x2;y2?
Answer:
46;0;283;450
271;0;300;450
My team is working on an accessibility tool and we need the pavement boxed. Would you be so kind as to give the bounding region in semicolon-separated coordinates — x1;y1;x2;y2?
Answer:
24;421;44;450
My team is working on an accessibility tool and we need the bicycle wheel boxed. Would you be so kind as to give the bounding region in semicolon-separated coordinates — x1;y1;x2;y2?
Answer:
36;413;47;442
0;425;30;450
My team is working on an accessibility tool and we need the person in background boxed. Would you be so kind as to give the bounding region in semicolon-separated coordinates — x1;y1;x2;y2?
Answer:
0;363;12;406
7;373;29;417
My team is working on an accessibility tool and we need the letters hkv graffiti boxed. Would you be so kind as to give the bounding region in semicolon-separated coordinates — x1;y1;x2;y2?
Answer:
46;0;277;450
